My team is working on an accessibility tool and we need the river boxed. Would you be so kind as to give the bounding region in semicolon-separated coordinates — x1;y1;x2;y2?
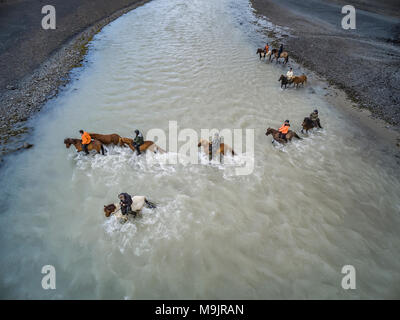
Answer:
0;0;399;299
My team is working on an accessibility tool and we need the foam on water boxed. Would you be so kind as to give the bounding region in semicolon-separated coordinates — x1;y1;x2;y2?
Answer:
0;0;400;299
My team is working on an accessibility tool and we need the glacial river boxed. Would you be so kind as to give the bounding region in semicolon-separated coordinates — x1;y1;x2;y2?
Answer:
0;0;399;299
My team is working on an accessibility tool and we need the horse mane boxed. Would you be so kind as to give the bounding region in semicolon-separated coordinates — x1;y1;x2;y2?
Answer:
64;138;80;144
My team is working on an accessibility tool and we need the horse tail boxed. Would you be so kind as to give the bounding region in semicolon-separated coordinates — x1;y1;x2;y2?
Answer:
145;199;156;209
285;54;289;64
101;144;105;155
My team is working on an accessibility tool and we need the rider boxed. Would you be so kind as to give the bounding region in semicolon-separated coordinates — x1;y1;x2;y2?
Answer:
79;130;91;155
119;193;133;215
310;109;323;128
278;44;283;58
133;129;144;155
211;132;221;154
278;120;290;141
265;43;269;54
286;67;294;80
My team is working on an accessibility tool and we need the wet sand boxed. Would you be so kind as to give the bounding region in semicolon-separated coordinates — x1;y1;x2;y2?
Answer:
251;0;400;146
0;0;150;157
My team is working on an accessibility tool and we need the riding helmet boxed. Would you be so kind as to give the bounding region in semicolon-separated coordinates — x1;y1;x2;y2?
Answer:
134;129;139;135
314;109;318;113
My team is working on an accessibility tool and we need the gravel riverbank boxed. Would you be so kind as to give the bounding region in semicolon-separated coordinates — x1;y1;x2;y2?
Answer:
250;0;400;143
0;0;150;157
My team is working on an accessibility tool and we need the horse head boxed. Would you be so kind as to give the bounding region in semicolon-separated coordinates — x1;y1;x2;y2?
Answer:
265;127;273;136
104;204;117;217
64;138;72;148
278;75;285;82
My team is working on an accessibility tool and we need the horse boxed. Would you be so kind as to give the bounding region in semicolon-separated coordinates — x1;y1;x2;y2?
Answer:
197;139;235;156
88;133;123;146
291;74;307;88
64;138;105;155
278;75;292;89
270;49;289;64
265;127;301;144
119;137;166;154
302;117;322;133
256;48;267;60
301;117;315;133
104;196;156;222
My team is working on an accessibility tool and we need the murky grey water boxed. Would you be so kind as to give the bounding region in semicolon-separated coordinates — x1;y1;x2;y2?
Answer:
0;0;399;299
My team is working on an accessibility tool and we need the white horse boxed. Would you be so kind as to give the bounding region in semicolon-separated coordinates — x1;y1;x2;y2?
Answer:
104;196;156;222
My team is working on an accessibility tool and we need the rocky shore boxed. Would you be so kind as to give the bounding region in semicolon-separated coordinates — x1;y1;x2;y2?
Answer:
0;0;150;157
251;0;400;144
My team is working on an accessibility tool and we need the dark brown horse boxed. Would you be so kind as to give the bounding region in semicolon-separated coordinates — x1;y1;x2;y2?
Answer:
302;117;322;133
291;74;307;88
278;75;292;89
270;49;289;64
256;48;269;60
64;138;105;155
119;137;166;154
88;133;123;146
265;128;301;144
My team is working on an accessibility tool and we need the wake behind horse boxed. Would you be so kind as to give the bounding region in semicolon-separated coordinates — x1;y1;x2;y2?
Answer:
64;138;105;155
265;127;301;144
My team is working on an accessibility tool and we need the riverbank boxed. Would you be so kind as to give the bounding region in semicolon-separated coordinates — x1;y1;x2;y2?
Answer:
0;0;150;158
250;0;400;148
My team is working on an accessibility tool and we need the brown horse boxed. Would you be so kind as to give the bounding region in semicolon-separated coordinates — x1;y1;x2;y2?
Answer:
301;117;316;133
256;48;272;60
197;139;235;156
64;138;105;155
120;137;166;154
270;49;289;64
291;74;307;88
88;133;123;146
256;48;267;59
302;117;322;133
265;128;301;144
278;75;293;89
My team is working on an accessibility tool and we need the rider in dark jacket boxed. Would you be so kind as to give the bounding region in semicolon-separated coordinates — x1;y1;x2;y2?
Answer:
119;193;133;215
133;129;144;155
310;110;323;128
278;44;283;58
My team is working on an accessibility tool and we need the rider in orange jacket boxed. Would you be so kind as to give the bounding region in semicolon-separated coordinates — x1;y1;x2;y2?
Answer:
278;120;290;141
79;130;91;155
